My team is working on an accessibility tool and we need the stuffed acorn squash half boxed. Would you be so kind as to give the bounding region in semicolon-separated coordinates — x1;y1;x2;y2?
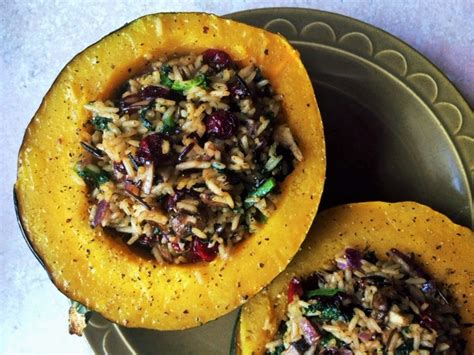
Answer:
14;13;325;330
235;202;474;354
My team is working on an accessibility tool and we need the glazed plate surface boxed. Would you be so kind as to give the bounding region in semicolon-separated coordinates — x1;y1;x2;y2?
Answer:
68;8;473;354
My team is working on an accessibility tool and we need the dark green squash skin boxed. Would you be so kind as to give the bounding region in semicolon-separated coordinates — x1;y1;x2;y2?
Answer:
14;189;46;269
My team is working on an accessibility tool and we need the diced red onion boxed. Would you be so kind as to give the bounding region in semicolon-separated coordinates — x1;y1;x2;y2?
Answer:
299;318;321;346
92;200;109;228
282;346;300;355
358;331;372;342
344;248;362;269
336;259;350;270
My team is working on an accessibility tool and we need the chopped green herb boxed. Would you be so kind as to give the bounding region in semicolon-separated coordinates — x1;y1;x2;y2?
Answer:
320;306;346;322
306;288;341;298
161;112;176;134
139;107;154;131
171;73;209;92
153;227;162;236
159;64;174;87
253;178;277;198
75;163;109;188
304;302;347;322
244;177;276;209
91;116;111;131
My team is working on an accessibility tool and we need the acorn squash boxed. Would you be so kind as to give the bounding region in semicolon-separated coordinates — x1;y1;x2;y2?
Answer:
235;201;474;354
14;13;325;330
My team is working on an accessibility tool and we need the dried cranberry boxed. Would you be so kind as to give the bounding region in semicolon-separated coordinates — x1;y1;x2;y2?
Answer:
171;242;181;252
228;75;251;100
136;133;172;167
205;110;237;139
288;277;303;303
202;49;233;71
138;234;158;248
140;85;171;100
191;238;218;262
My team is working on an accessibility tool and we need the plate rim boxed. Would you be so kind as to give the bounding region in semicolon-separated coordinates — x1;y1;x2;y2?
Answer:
226;6;473;227
81;7;474;354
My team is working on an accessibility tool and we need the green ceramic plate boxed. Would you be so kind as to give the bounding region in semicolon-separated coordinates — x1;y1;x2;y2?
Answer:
61;7;474;354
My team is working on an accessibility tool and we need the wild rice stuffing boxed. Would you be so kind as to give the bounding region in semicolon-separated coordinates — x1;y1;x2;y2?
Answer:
76;49;302;264
265;248;466;354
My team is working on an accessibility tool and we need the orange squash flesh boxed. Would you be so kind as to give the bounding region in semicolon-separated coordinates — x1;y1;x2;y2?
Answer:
15;13;325;330
236;202;474;354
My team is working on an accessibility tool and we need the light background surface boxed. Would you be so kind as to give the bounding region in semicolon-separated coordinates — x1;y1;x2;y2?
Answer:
1;0;472;353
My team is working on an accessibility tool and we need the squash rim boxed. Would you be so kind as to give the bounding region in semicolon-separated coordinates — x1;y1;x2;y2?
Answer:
234;201;474;354
14;12;326;330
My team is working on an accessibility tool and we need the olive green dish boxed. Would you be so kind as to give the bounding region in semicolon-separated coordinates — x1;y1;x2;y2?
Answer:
20;8;474;354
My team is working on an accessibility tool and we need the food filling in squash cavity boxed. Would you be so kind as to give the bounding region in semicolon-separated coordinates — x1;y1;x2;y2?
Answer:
76;50;303;264
265;248;466;354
